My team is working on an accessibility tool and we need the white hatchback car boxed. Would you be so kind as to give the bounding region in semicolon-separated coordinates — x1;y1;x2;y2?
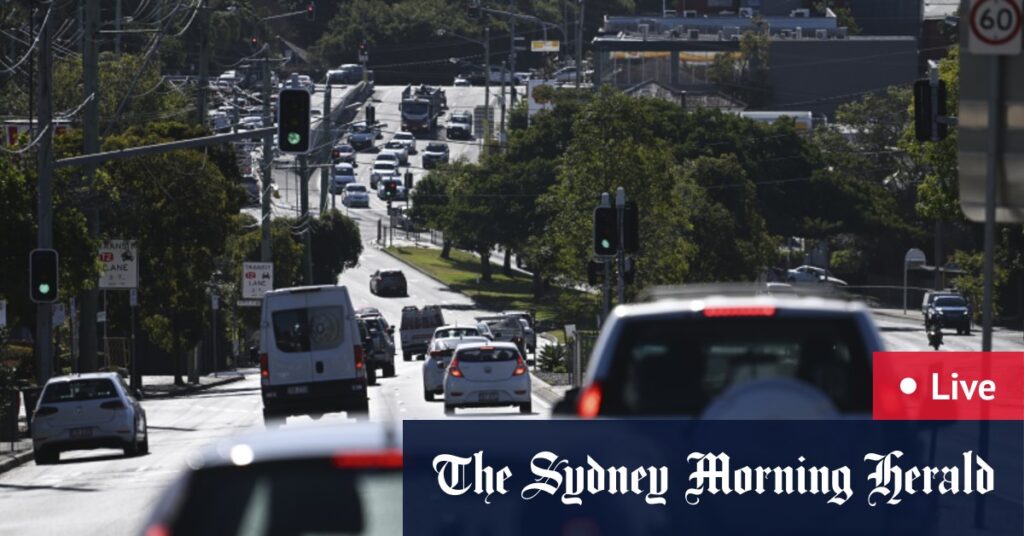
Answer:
443;342;532;415
31;372;148;464
422;334;489;401
391;131;417;154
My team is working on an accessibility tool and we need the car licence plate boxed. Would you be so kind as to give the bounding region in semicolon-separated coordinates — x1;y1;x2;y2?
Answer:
70;427;92;439
479;391;498;403
287;385;309;395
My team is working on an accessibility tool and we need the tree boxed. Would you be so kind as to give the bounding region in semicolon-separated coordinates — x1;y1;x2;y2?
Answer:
409;172;452;258
310;210;363;285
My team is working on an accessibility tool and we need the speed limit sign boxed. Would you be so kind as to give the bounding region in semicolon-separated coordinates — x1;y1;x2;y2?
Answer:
969;0;1023;55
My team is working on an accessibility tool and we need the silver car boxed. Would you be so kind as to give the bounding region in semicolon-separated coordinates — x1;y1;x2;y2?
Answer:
31;372;148;464
423;334;489;401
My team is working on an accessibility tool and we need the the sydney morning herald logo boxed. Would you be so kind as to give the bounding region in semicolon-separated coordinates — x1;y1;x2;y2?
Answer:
432;449;994;507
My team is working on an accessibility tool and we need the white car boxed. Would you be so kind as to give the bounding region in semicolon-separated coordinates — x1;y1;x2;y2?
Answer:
785;265;848;286
381;141;409;165
238;116;263;130
330;163;356;194
342;183;370;207
31;372;149;464
443;341;532;415
370;160;399;189
454;75;471;86
423;335;490;401
391;131;417;154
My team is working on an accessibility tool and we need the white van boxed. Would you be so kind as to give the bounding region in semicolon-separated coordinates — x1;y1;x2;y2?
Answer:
259;285;369;425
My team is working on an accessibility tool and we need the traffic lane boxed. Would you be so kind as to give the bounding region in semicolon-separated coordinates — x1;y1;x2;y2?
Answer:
874;311;1023;351
0;377;264;536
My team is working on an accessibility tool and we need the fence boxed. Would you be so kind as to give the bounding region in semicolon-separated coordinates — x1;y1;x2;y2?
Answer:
568;330;600;388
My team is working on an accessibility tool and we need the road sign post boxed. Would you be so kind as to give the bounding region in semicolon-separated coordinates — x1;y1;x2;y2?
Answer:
242;262;274;300
98;240;139;289
903;248;926;314
968;0;1022;55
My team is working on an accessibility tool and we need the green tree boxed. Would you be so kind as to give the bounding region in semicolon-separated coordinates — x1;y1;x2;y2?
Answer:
409;172;452;258
310;209;363;285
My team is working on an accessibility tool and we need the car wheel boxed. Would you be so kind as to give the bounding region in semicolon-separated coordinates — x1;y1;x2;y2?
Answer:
964;326;972;335
139;432;149;455
425;390;434;402
349;400;370;420
366;366;377;386
309;413;323;420
520;402;532;414
124;436;140;458
383;363;396;378
403;353;412;362
263;409;281;429
444;404;455;415
33;447;58;465
417;354;425;361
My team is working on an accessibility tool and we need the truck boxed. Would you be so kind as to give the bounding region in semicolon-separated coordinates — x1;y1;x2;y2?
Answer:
400;84;447;133
399;305;445;361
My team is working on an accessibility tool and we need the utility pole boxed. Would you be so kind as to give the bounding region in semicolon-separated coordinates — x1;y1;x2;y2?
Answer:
499;61;507;145
576;0;584;89
35;5;54;384
260;51;274;263
320;81;332;213
28;8;34;135
196;0;210;124
509;4;516;96
299;154;313;285
115;0;123;57
615;187;626;304
80;0;101;373
484;26;491;147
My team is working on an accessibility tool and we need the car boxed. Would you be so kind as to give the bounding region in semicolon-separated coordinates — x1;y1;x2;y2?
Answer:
377;179;407;201
381;140;409;165
921;290;960;315
551;66;579;83
356;311;397;381
327;63;365;84
298;74;315;93
785;265;847;286
443;341;532;415
329;163;357;194
347;122;378;150
341;183;370;207
238;116;263;130
476;315;529;356
259;285;369;425
369;269;407;297
454;75;471;86
421;142;450;168
445;111;472;140
400;305;446;361
925;294;972;334
31;372;148;464
423;334;490;401
139;422;402;536
331;143;357;164
501;310;537;353
555;286;884;418
241;174;260;206
394;206;420;231
428;325;485;348
370;160;399;190
391;131;417;154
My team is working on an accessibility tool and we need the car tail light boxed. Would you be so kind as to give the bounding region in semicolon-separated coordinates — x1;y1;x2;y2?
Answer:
101;400;126;410
143;524;171;536
35;406;58;417
354;345;365;370
332;449;404;469
702;306;776;318
513;355;527;376
332;150;339;158
259;353;269;378
449;357;463;378
577;382;603;419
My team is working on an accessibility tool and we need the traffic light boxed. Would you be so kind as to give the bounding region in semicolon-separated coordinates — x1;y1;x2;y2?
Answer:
366;103;375;124
404;170;414;190
623;201;639;253
277;88;311;153
358;42;369;62
593;206;617;256
914;78;947;142
384;181;398;200
249;36;259;51
305;2;315;21
587;260;603;286
29;248;59;303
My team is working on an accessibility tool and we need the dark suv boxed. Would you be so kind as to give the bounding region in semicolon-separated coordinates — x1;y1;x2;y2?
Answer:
369;270;407;297
925;295;972;334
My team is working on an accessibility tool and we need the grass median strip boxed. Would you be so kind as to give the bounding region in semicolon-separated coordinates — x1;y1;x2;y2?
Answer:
386;246;560;321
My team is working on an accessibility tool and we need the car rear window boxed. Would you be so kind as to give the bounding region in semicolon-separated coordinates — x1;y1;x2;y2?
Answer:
168;460;401;536
435;328;478;339
42;379;119;403
599;316;871;415
381;272;405;281
457;347;519;362
272;306;347;353
347;185;366;192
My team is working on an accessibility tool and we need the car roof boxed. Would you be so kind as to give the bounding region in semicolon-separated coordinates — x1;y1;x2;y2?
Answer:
434;324;478;332
454;340;519;352
185;422;402;469
45;372;122;383
618;293;872;318
394;131;414;137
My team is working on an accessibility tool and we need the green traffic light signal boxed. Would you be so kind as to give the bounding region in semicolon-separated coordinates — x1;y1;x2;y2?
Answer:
30;248;59;303
288;132;301;145
38;283;51;295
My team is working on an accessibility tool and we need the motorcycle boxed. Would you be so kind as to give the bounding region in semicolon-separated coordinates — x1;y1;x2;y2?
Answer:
926;317;944;350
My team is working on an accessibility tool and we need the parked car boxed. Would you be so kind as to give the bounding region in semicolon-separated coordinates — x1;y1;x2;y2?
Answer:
382;140;409;165
786;265;847;286
423;334;490;401
331;143;357;164
925;294;972;334
369;269;407;297
370;160;399;190
139;422;402;536
329;163;357;194
31;372;148;464
445;111;473;140
238;116;263;130
259;285;369;425
421;142;450;168
341;183;370;207
394;207;420;231
554;286;884;418
444;341;532;415
356;310;397;380
391;131;417;154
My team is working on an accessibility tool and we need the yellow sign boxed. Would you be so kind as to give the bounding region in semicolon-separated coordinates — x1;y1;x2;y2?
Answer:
531;40;560;52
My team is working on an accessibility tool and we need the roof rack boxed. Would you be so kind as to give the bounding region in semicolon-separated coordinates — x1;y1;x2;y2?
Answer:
638;282;851;302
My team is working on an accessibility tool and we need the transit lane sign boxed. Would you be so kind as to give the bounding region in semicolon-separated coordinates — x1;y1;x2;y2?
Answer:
242;262;274;299
98;240;139;289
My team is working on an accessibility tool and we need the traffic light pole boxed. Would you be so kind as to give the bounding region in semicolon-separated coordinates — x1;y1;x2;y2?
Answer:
299;154;313;285
35;8;54;384
615;187;626;305
196;0;210;124
320;82;332;213
260;55;274;263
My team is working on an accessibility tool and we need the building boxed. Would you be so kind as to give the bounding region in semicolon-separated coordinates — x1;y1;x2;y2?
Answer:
594;10;918;117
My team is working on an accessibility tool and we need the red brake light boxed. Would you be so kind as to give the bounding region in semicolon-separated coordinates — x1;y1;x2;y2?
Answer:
35;406;58;417
449;357;463;378
143;524;171;536
354;345;365;370
101;400;126;410
702;306;776;318
513;355;527;376
577;383;603;419
259;353;269;378
332;449;403;469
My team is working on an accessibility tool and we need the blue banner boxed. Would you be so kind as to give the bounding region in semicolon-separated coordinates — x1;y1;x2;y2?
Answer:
404;420;1023;535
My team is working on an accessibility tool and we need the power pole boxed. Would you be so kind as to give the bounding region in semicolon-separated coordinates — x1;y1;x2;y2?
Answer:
320;81;332;213
509;4;516;95
80;0;101;373
576;0;584;89
115;0;123;57
615;187;626;304
499;61;507;145
299;154;313;285
35;5;54;384
196;0;210;124
260;52;274;263
484;26;490;147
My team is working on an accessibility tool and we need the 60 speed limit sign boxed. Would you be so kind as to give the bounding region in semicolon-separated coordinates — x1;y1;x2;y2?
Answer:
969;0;1023;55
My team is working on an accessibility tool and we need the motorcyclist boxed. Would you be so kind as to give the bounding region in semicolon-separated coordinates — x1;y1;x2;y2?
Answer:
926;315;943;350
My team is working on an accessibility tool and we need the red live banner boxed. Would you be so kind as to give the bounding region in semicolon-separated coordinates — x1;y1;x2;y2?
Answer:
873;352;1024;420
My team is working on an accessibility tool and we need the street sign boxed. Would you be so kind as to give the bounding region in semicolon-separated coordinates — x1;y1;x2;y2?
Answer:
531;40;560;52
237;299;261;307
968;0;1023;55
98;240;139;289
97;311;107;323
242;262;274;299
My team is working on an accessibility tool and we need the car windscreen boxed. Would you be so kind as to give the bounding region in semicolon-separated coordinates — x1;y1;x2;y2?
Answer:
456;347;519;362
166;460;401;536
374;163;396;170
347;185;367;192
402;102;429;115
42;379;119;403
599;316;870;416
435;328;479;339
272;307;347;353
934;297;967;307
426;144;446;152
